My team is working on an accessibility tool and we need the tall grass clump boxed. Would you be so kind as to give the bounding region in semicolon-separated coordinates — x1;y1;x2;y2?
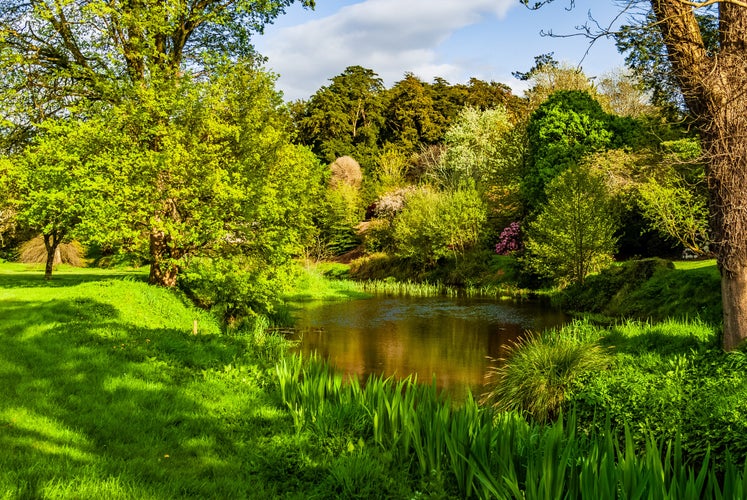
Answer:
482;321;610;423
18;235;85;266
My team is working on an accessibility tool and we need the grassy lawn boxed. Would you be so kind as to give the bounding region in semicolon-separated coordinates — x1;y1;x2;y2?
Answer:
0;264;319;499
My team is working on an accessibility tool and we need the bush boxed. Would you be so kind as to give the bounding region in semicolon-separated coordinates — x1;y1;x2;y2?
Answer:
178;256;294;325
569;320;747;468
555;258;722;323
320;183;364;256
495;221;522;255
481;321;610;423
392;186;487;268
555;258;673;313
329;156;363;189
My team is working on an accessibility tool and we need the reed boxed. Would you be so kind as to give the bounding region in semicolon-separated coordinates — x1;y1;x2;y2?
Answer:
275;354;746;499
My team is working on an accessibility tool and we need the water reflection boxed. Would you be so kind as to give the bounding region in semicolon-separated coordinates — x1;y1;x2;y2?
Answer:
290;296;568;397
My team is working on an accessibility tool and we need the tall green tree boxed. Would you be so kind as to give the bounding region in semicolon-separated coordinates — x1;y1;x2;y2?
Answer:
1;119;117;279
106;63;324;286
0;0;314;285
615;9;719;114
294;65;385;166
382;73;445;154
523;90;612;211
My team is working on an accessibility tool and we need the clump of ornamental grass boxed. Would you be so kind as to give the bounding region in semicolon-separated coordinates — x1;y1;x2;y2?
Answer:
482;323;609;423
18;235;85;267
329;155;363;189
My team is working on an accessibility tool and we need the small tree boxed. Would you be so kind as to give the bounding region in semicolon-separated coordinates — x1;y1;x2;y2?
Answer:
637;139;709;255
524;165;618;285
438;106;519;191
393;187;487;267
1;120;113;279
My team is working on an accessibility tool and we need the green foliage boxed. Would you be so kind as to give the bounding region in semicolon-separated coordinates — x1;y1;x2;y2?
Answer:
392;187;487;268
570;320;747;468
277;349;746;499
3;264;747;498
556;258;675;314
381;73;445;154
618;260;722;323
319;183;364;256
615;10;719;113
481;321;610;423
524;91;610;201
437;106;521;194
294;65;386;165
1;119;119;278
524;165;618;286
178;256;296;324
637;139;709;254
523;90;613;210
0;0;314;151
89;63;323;284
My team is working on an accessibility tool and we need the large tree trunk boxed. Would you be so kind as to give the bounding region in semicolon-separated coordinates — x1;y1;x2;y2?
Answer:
651;1;747;350
148;229;179;287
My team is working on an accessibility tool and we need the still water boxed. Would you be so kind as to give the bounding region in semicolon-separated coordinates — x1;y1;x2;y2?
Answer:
290;296;568;396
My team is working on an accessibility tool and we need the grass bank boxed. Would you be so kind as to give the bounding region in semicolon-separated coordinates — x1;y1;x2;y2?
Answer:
555;258;722;324
0;264;323;498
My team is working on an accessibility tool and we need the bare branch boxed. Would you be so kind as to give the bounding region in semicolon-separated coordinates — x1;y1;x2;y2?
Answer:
679;0;747;8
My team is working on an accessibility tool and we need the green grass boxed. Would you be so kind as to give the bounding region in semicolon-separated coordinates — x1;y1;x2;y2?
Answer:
673;258;718;271
556;258;722;324
282;263;370;302
0;264;322;498
2;262;745;498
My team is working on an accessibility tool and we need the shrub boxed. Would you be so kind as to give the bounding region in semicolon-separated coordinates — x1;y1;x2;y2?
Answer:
495;221;522;255
320;183;364;256
329;156;363;189
178;256;294;325
392;186;487;268
555;258;673;313
481;321;610;423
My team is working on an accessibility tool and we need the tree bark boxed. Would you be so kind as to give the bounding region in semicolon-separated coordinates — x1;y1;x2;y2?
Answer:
148;230;178;287
722;266;747;350
650;1;747;350
42;232;60;281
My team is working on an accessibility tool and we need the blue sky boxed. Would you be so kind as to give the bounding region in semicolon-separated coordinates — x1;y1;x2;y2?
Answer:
253;0;639;102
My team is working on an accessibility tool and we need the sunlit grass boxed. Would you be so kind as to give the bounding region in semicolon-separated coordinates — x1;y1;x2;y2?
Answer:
0;263;315;498
673;258;718;271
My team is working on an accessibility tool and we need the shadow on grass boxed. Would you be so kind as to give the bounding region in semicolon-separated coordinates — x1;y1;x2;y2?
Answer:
0;268;148;289
0;296;267;497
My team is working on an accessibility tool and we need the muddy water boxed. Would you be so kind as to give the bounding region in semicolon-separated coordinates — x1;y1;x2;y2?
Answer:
290;296;568;397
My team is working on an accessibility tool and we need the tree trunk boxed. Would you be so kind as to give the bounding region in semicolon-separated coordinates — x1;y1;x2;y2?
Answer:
702;87;747;350
650;1;747;350
42;233;60;281
721;267;747;350
148;230;179;287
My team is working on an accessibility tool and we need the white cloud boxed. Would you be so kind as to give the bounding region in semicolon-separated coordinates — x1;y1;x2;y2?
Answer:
260;0;516;100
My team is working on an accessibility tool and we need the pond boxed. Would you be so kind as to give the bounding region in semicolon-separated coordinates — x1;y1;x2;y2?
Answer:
290;295;568;398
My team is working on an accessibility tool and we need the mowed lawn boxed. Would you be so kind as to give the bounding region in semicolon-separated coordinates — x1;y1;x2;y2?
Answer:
0;264;312;499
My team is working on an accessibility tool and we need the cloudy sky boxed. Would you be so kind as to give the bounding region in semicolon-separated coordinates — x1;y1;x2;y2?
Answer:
253;0;637;102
